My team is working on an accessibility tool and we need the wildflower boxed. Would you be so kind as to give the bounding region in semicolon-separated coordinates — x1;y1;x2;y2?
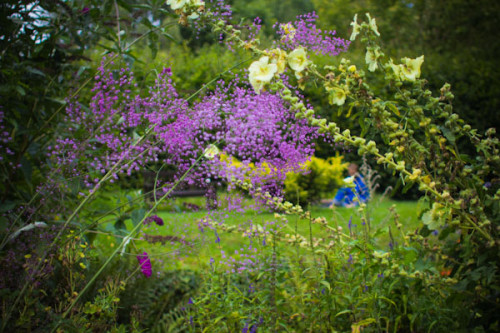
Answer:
276;13;349;56
400;55;424;81
287;47;308;73
365;46;380;72
327;86;347;106
350;14;361;41
136;252;152;277
203;144;219;159
280;23;296;41
248;56;278;94
366;13;380;36
268;48;287;74
144;215;164;226
166;0;186;10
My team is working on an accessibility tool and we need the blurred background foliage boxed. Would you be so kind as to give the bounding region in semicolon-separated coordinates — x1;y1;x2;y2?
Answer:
1;0;499;209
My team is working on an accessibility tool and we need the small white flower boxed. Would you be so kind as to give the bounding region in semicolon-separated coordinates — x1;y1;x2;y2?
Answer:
288;47;309;73
248;56;278;94
166;0;186;10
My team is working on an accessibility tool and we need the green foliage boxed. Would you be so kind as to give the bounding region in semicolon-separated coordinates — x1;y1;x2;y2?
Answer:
118;270;200;331
284;155;347;205
188;209;463;332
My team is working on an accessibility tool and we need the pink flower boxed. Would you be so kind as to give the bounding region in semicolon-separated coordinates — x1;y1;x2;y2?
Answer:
136;252;152;277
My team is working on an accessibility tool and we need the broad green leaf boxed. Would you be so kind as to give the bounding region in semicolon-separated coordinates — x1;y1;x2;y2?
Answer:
131;208;146;226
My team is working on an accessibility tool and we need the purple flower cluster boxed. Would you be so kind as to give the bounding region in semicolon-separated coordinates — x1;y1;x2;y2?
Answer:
144;215;164;226
274;12;350;57
49;59;316;206
136;252;152;278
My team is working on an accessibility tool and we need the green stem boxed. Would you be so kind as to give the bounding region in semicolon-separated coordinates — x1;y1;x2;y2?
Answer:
52;148;206;331
1;128;153;333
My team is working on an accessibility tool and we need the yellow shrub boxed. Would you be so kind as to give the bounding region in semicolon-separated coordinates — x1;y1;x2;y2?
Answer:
284;155;347;205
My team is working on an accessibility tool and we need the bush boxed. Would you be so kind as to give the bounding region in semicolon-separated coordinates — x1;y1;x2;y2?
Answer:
284;155;347;205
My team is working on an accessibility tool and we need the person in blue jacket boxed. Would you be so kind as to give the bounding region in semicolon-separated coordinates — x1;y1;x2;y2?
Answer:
330;163;369;208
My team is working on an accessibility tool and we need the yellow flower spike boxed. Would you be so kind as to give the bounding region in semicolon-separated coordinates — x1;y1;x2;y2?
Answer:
348;65;357;73
24;254;31;259
79;263;87;269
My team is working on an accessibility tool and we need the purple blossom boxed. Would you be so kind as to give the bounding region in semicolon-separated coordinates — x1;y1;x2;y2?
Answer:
136;252;152;278
274;12;350;56
144;215;164;226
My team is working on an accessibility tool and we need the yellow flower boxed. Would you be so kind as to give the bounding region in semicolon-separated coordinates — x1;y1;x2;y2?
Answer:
366;13;380;36
248;56;278;94
79;262;87;269
280;23;296;40
400;55;424;81
327;86;347;106
365;47;380;72
269;48;287;74
166;0;186;10
288;47;308;73
350;14;361;41
389;59;401;78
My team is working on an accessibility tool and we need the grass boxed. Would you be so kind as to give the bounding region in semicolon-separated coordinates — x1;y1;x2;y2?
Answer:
118;192;422;272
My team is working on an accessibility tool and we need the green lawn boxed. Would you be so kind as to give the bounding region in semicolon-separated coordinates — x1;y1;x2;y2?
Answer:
128;193;422;272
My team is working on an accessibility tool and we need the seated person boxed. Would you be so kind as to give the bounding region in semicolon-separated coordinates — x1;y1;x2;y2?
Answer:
331;163;369;208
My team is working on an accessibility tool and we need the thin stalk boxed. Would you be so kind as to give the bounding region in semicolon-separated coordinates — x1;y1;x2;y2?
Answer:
52;149;206;331
1;128;153;332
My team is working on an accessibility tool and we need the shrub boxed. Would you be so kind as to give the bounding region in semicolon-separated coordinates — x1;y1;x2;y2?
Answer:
284;155;347;205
